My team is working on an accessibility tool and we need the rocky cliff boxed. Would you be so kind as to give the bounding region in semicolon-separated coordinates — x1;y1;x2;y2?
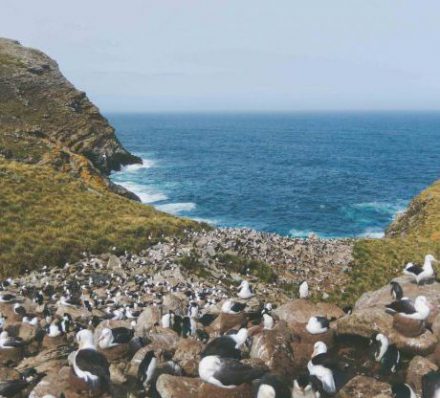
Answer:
0;38;203;276
0;38;141;198
0;38;140;172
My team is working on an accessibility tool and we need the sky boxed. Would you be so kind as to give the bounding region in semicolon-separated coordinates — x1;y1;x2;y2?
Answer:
1;0;440;112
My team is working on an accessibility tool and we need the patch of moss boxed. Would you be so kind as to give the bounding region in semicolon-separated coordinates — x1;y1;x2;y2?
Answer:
217;253;277;283
0;159;205;277
0;132;49;162
178;250;211;278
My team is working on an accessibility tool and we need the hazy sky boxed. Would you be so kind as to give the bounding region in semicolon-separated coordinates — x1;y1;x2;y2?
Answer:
1;1;440;112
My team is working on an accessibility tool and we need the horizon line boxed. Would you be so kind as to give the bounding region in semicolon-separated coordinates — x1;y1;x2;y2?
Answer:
103;109;440;115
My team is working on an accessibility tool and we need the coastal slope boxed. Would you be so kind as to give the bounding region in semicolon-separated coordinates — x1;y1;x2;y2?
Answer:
0;38;203;277
345;180;440;303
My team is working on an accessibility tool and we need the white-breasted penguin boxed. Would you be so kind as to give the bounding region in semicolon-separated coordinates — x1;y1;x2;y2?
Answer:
370;332;400;374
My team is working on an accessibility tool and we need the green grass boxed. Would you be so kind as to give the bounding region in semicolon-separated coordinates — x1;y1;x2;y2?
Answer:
178;250;211;278
0;159;206;277
216;253;277;283
341;180;440;305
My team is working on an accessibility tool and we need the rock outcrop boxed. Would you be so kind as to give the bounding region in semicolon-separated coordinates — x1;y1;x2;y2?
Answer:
0;38;140;173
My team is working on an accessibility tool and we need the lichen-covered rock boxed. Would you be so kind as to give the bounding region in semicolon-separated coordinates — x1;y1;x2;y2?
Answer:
336;375;392;398
155;374;254;398
206;312;246;335
250;320;296;377
406;355;438;396
274;299;344;328
337;306;437;356
155;374;201;398
173;338;204;376
355;277;440;323
135;306;162;337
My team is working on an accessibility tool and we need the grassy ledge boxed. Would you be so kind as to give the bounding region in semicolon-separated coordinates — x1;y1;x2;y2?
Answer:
343;180;440;305
0;159;205;277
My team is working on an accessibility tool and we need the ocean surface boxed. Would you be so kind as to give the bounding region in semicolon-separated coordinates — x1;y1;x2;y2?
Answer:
108;112;440;238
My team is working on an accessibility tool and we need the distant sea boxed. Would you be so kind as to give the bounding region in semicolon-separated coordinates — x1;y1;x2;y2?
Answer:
108;112;440;238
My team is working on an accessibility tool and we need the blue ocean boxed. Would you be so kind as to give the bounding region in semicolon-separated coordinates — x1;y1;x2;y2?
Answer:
108;112;440;238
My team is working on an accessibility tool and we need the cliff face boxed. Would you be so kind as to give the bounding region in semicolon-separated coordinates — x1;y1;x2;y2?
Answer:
0;38;140;180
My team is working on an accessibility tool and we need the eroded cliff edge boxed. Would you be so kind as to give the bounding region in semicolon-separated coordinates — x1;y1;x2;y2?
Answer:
0;38;140;199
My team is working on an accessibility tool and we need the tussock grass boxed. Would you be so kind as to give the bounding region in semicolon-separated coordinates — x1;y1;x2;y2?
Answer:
343;180;440;305
217;253;277;283
0;159;205;277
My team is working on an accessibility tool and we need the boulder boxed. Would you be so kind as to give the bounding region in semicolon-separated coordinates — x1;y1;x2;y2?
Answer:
206;312;246;335
135;306;162;336
107;254;122;269
336;307;392;338
173;338;204;377
336;307;437;356
406;355;438;395
249;320;296;377
199;382;254;398
17;346;70;373
163;293;189;314
155;374;201;398
147;327;180;350
274;299;344;328
155;374;254;398
29;367;84;398
355;277;440;323
336;375;392;398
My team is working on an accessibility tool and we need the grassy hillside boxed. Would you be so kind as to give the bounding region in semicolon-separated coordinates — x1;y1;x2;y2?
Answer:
0;159;203;277
343;181;440;304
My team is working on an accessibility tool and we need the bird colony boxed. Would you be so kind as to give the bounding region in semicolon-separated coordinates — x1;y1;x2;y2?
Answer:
1;250;440;398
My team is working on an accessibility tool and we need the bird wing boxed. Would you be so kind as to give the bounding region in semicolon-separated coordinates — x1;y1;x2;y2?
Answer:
315;316;330;328
231;302;246;313
0;380;28;397
112;327;134;344
199;314;217;327
404;264;423;275
385;299;416;314
214;358;266;386
201;337;241;359
312;353;339;370
4;337;24;348
259;374;291;398
422;371;440;397
75;349;110;385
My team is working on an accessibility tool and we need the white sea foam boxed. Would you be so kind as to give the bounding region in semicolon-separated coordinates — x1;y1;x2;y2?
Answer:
359;227;385;239
155;202;196;215
121;158;156;173
118;181;168;204
191;217;218;225
289;228;319;238
353;201;407;215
